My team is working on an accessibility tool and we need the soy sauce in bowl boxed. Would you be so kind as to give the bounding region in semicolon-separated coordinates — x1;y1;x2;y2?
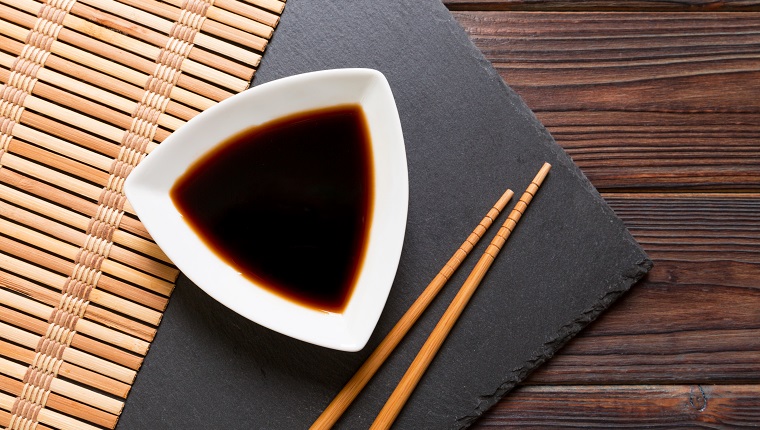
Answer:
171;104;374;313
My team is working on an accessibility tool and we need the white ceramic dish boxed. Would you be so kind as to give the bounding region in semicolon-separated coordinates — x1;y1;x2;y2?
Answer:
124;69;408;352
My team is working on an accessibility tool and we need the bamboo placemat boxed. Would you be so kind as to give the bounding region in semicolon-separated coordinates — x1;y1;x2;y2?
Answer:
0;0;284;428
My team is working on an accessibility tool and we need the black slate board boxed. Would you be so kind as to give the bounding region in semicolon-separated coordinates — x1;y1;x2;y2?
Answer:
118;0;652;428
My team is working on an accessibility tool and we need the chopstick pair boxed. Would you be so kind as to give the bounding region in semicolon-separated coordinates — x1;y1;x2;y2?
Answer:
311;162;552;430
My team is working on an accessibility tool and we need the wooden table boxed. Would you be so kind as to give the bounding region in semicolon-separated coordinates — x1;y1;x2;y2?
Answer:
444;1;760;427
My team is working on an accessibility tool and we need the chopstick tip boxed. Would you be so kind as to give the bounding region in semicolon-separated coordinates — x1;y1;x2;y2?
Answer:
497;188;515;209
534;162;552;185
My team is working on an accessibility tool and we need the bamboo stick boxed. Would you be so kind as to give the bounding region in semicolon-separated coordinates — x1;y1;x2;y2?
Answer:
0;272;62;309
27;67;136;124
90;274;168;312
1;151;139;217
0;59;186;132
0;33;208;120
201;18;268;56
0;374;118;429
172;71;236;103
172;82;223;112
240;0;286;14
311;188;515;430
32;46;210;117
90;289;162;326
0;14;233;104
8;139;110;186
198;0;276;38
0;183;168;262
1;152;103;203
38;81;171;139
0;391;100;430
84;301;156;341
0;252;163;326
70;0;253;91
0;200;179;282
0;7;140;92
69;1;258;79
0;304;143;370
84;304;156;341
0;338;131;398
79;0;268;54
0;356;123;415
23;95;127;145
206;6;274;39
0;411;8;430
0;321;136;384
0;234;170;311
1;48;121;161
0;49;183;131
211;0;277;35
214;0;282;28
0;190;165;272
0;288;149;355
21;85;174;141
21;109;123;159
103;260;172;298
167;99;202;123
0;200;86;246
0;0;248;95
5;162;118;223
215;0;280;28
114;229;170;264
108;0;269;51
370;163;552;430
1;270;157;342
182;58;250;94
108;242;177;280
0;406;54;430
12;122;113;172
0;199;177;281
0;169;151;240
63;6;249;92
0;165;98;216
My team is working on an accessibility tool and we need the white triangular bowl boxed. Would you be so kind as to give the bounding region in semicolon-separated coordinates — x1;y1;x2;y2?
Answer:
124;69;408;352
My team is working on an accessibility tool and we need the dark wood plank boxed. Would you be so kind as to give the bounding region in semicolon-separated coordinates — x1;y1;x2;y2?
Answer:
474;384;760;427
608;194;760;263
445;0;760;11
452;12;760;191
527;286;760;384
451;6;759;428
524;195;760;384
538;111;760;191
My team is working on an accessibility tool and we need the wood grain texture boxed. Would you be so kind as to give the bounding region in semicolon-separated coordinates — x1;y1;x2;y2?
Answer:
445;0;760;11
476;385;760;427
520;195;760;385
456;6;760;427
453;11;760;190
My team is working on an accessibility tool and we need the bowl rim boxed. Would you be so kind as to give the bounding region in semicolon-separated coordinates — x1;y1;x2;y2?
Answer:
124;68;408;351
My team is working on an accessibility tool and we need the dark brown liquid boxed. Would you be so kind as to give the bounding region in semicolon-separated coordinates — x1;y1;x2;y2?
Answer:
171;105;373;313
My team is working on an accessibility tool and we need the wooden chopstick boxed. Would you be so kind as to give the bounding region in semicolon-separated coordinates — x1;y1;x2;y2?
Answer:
310;187;515;430
369;162;552;430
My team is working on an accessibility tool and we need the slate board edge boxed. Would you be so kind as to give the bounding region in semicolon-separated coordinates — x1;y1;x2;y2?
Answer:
455;257;653;428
